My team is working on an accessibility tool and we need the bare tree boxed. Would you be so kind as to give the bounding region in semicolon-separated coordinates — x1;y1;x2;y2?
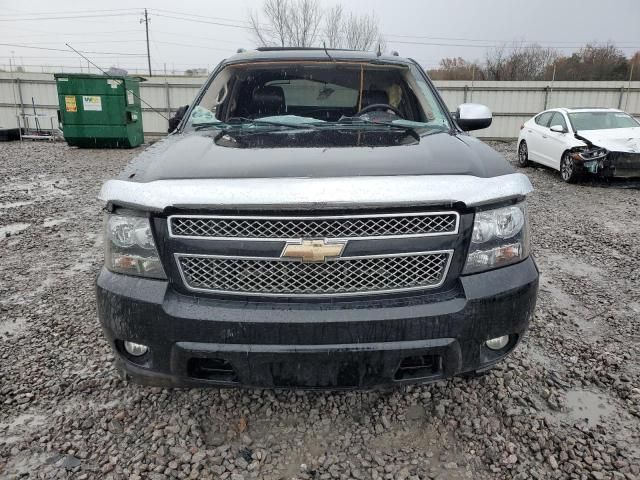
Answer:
250;0;290;47
428;57;484;81
249;0;323;48
342;12;383;51
549;43;629;81
484;46;508;81
324;4;344;48
485;43;558;80
249;1;384;51
432;42;633;81
631;51;640;81
288;0;323;47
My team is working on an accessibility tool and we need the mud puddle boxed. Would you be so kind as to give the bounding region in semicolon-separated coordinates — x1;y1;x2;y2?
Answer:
0;315;27;339
537;274;603;336
552;389;640;461
0;201;35;210
544;252;605;280
564;389;615;427
0;222;31;239
370;423;475;479
43;217;70;228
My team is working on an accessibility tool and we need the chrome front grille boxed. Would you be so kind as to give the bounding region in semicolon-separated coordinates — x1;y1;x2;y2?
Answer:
176;251;453;297
169;212;459;240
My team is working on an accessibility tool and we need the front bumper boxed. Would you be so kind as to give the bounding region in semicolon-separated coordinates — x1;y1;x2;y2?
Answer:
580;152;640;178
96;256;539;389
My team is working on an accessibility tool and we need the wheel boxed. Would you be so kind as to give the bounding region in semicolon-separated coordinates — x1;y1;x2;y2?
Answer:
560;152;580;183
517;141;530;167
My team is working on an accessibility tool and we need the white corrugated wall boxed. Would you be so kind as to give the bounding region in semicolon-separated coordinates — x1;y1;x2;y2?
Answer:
1;73;638;139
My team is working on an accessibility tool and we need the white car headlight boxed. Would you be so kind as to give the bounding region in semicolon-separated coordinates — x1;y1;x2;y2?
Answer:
105;212;166;279
463;202;529;274
575;148;607;161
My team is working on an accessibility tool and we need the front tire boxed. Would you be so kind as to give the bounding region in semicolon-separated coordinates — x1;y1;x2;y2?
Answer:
517;141;530;167
560;152;580;183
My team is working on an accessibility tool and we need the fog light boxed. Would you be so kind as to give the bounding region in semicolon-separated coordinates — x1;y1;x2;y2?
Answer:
485;335;509;351
123;341;148;356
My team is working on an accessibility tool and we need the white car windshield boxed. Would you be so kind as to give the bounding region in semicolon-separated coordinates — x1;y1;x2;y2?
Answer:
568;111;640;131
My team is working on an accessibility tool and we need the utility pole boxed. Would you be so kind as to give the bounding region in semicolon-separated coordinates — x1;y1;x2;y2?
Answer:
141;8;152;77
624;61;634;111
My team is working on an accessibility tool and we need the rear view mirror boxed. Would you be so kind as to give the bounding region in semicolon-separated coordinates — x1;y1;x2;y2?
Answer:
549;124;566;133
455;103;492;131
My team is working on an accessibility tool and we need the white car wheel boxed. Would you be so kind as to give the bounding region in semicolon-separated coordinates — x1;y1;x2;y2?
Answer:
517;141;530;167
560;153;580;183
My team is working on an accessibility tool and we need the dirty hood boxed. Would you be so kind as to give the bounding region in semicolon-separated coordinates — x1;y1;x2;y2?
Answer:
578;127;640;153
120;129;514;182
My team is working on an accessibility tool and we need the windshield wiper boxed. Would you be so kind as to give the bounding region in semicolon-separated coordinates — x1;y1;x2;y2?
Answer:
211;118;322;143
195;117;321;132
336;117;422;141
227;117;321;130
193;122;226;131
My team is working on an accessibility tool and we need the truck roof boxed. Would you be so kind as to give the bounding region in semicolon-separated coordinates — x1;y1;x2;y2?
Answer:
223;47;412;66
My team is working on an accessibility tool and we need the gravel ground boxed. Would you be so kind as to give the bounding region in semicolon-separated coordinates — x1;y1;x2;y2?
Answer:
0;140;639;480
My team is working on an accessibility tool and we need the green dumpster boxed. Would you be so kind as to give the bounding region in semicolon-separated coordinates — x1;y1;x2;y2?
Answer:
54;73;144;148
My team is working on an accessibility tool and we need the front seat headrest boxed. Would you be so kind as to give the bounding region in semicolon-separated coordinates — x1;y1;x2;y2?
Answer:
252;86;285;117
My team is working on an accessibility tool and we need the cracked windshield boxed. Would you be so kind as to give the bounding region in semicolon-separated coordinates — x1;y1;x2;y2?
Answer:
1;0;639;479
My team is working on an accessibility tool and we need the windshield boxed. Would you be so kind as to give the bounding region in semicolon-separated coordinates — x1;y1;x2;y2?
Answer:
568;111;640;131
184;61;450;133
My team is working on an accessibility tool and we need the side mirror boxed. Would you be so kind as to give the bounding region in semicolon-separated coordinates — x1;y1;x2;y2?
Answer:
455;103;492;131
549;124;566;133
168;104;189;133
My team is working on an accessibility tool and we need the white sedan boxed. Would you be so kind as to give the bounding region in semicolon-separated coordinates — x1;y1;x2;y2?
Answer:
517;107;640;182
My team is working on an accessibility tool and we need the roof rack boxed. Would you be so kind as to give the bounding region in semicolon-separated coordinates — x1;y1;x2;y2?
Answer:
255;46;359;52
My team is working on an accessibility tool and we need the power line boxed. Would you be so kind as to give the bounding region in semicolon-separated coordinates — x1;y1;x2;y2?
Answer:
152;40;235;52
0;30;143;39
0;42;147;56
1;55;152;60
2;40;147;46
386;39;640;50
0;8;142;17
65;43;169;121
147;10;640;50
149;8;251;25
152;29;249;46
151;12;252;30
384;33;640;45
0;12;139;22
147;31;165;72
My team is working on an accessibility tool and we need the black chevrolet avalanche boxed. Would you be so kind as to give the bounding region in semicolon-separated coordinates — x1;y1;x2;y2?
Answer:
96;48;539;389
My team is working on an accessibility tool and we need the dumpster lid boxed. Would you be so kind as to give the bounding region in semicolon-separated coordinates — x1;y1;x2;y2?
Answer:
54;73;146;82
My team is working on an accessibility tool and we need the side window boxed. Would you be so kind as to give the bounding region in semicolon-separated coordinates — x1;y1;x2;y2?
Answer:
549;112;567;131
535;112;553;127
407;64;449;127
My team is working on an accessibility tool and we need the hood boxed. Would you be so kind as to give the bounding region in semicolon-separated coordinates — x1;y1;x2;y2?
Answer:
121;129;513;182
577;127;640;153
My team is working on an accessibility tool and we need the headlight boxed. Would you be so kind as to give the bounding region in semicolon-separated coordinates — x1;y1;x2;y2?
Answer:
573;148;607;161
104;212;166;279
463;202;529;274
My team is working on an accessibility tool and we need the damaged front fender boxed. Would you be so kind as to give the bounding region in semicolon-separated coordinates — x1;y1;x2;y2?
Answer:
571;133;640;178
570;136;608;174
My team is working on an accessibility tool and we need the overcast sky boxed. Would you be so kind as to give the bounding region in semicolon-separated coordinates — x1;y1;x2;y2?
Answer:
1;0;638;74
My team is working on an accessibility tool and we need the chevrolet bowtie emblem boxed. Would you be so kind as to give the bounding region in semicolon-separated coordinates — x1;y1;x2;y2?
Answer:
281;239;346;263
